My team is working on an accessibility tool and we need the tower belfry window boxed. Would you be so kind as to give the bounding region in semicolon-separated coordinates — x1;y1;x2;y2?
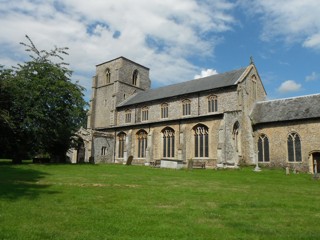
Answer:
105;68;111;84
132;70;138;86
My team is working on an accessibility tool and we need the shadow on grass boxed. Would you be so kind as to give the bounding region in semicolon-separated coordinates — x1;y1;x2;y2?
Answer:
0;160;59;200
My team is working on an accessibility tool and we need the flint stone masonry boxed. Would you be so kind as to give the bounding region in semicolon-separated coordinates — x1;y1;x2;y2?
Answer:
72;56;320;173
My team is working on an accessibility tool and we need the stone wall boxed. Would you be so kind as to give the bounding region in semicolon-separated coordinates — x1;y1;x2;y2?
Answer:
89;57;150;129
116;87;239;126
111;115;223;167
237;66;267;165
93;134;115;164
254;119;320;172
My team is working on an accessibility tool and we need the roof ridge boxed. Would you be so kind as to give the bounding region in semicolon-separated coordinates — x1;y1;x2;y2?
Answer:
118;66;248;107
256;93;320;104
137;66;247;93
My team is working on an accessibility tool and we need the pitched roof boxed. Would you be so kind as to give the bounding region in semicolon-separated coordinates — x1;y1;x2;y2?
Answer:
251;94;320;124
118;66;248;107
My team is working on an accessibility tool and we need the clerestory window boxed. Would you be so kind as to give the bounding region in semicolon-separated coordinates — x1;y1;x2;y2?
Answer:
161;103;169;119
182;99;191;116
125;109;131;123
208;95;218;112
141;107;148;121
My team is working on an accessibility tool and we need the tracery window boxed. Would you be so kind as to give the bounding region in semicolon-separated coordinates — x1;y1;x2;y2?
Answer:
193;124;209;158
141;107;148;121
208;95;218;112
161;103;168;119
287;132;302;162
258;134;270;162
105;68;111;84
132;69;138;86
137;130;148;158
125;109;131;123
182;99;191;116
162;127;175;158
118;132;126;158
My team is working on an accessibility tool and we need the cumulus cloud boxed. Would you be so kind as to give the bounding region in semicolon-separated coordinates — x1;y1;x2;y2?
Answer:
0;0;236;100
277;80;302;93
242;0;320;50
305;71;319;82
194;69;218;79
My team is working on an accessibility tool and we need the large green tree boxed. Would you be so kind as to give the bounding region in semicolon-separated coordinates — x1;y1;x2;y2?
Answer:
0;36;87;163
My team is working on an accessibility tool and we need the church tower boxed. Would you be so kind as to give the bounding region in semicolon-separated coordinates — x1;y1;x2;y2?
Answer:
87;57;151;129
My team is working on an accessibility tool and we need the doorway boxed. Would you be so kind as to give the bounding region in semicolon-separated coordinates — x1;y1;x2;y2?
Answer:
312;152;320;174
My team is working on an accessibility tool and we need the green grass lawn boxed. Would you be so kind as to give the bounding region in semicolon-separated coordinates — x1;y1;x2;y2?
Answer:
0;160;320;240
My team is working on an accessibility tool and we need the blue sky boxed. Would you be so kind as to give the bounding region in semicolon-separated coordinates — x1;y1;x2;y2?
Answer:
0;0;319;101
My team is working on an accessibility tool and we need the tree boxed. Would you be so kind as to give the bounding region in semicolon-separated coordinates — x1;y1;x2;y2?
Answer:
0;66;16;159
0;36;87;163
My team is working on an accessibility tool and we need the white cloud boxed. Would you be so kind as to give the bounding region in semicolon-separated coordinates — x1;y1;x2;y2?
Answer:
242;0;320;50
303;34;320;49
305;71;319;82
194;69;218;79
277;80;302;93
0;0;236;101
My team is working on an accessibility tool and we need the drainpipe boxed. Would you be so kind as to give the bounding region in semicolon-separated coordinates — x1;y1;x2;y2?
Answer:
224;115;226;165
113;130;116;163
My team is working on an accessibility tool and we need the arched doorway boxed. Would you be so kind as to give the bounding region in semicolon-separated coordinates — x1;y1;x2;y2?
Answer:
77;139;85;163
312;152;320;174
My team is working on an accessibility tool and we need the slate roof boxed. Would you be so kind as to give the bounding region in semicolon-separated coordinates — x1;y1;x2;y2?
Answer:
251;94;320;124
118;67;248;107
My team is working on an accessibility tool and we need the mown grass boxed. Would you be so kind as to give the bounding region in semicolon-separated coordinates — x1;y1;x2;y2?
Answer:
0;160;320;240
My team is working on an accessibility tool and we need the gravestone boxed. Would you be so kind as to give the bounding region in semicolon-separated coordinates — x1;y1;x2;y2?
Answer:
126;155;133;165
286;167;290;175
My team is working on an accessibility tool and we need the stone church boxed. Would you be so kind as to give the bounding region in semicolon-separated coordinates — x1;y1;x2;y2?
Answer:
69;56;320;173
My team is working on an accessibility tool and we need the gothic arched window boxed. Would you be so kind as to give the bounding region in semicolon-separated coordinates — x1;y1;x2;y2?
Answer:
287;132;302;162
193;124;209;158
162;127;175;158
137;130;148;158
161;103;169;119
208;95;218;112
258;134;269;162
132;69;138;86
141;106;149;121
125;109;131;123
182;99;191;116
118;132;126;158
233;121;240;152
